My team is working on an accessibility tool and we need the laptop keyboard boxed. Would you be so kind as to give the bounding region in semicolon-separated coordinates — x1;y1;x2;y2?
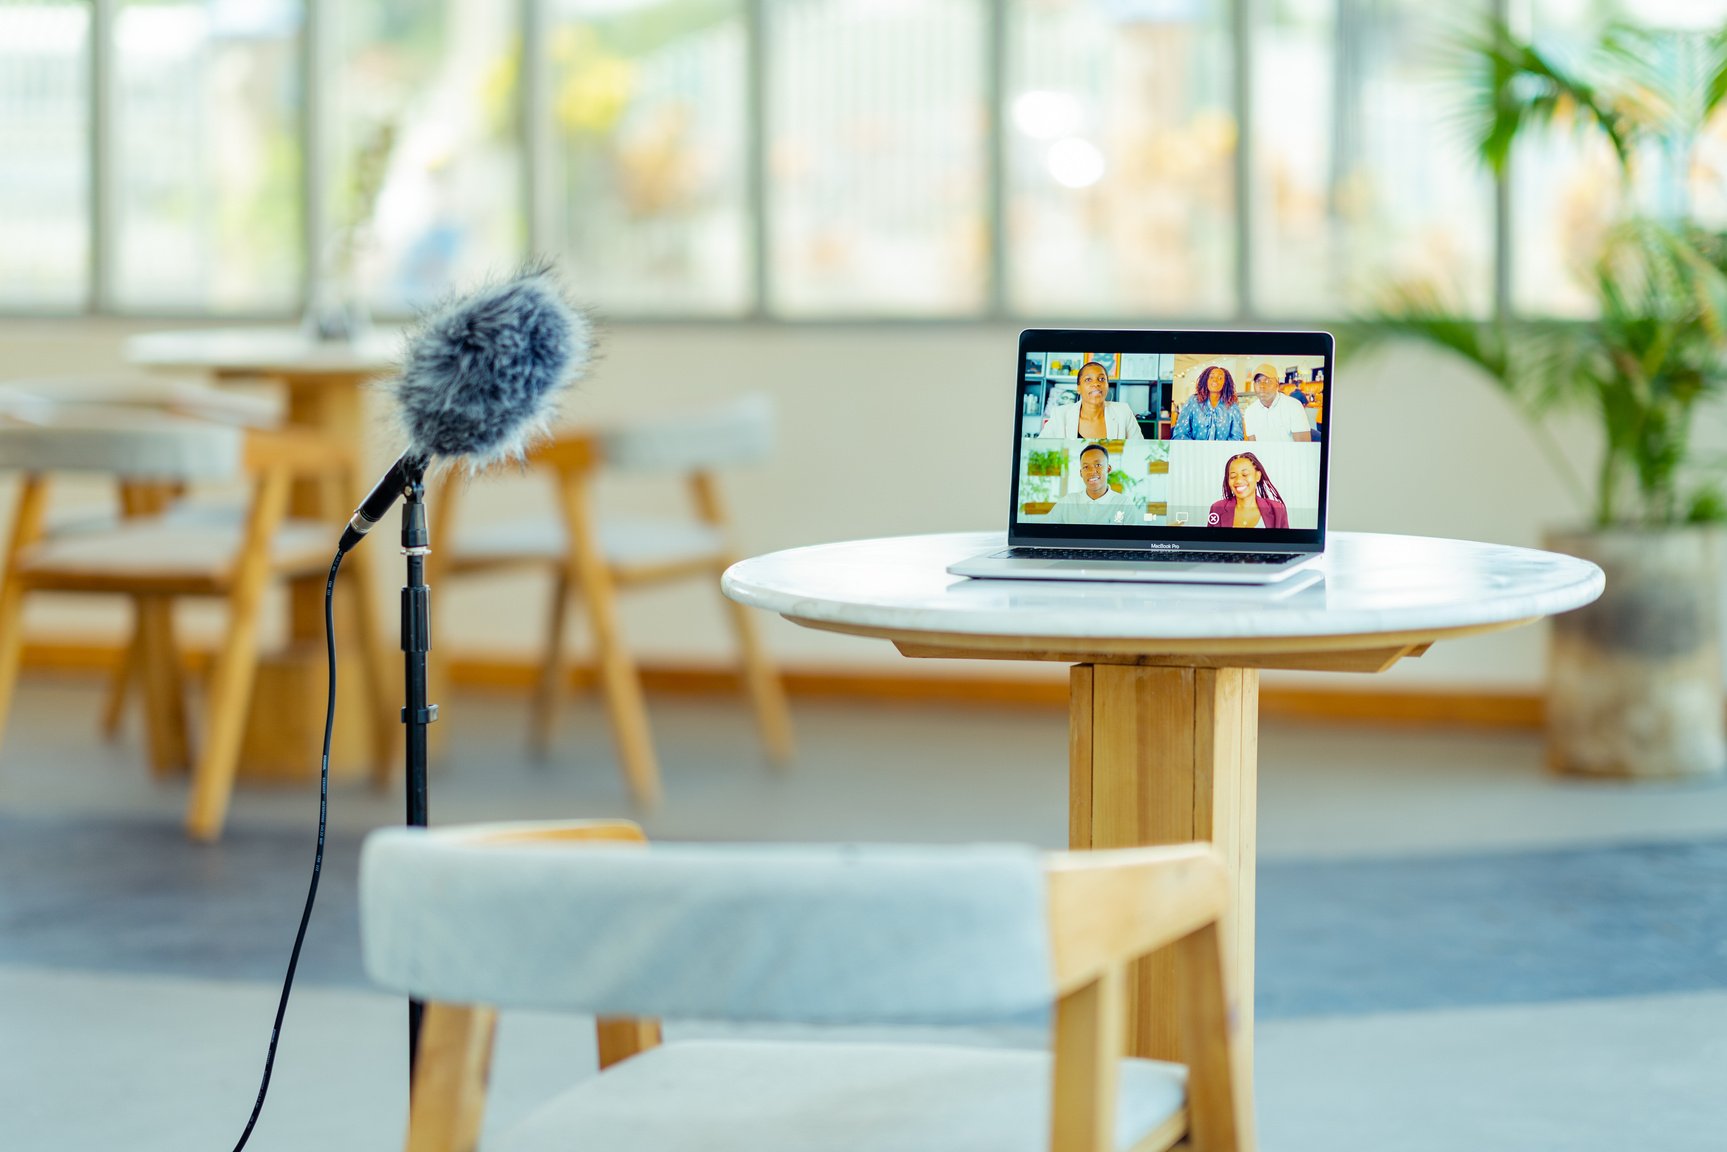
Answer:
995;547;1303;565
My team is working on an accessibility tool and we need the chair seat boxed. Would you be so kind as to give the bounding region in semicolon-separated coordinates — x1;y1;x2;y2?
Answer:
494;1040;1187;1152
453;517;727;571
19;515;336;587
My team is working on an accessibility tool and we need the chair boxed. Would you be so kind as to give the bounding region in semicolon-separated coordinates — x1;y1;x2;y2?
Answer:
0;409;389;840
0;374;284;740
435;395;794;805
360;820;1251;1152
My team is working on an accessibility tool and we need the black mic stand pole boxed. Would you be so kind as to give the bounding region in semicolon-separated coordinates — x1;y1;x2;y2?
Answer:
398;465;437;1083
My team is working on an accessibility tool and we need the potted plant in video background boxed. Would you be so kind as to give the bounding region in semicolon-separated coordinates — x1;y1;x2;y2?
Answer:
1022;447;1068;515
1363;17;1727;780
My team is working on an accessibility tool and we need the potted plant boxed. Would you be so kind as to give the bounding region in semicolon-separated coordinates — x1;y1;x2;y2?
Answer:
1362;18;1727;779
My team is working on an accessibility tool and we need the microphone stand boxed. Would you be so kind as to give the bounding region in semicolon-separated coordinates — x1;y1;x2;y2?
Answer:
398;464;436;1081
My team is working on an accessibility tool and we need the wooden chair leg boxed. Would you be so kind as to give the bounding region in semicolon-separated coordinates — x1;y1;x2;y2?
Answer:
185;470;288;842
101;480;176;742
184;594;266;841
1051;966;1128;1152
596;1016;662;1070
0;476;49;759
407;1003;497;1152
717;573;795;767
558;473;661;806
1176;923;1253;1152
99;628;141;741
135;595;190;777
687;473;793;765
0;571;31;761
529;568;572;760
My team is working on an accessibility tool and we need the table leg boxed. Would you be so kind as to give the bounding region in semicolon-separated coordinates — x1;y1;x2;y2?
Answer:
1068;663;1258;1087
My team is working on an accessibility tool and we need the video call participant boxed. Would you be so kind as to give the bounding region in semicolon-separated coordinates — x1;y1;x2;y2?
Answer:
1207;451;1288;529
1038;360;1145;439
1242;362;1312;442
1169;365;1243;441
1045;442;1137;525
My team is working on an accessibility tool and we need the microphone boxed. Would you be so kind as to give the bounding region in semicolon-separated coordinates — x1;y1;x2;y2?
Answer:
338;269;591;552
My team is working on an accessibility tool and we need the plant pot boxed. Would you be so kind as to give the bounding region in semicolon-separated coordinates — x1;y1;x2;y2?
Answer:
1544;526;1725;780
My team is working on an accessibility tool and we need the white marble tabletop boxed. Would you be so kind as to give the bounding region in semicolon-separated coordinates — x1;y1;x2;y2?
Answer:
723;531;1604;648
125;327;403;375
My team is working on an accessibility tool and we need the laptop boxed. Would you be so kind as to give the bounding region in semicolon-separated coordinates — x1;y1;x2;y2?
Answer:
949;328;1333;585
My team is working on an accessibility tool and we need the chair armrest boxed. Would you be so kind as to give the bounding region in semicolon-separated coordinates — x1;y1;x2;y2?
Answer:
452;819;647;847
1045;844;1228;994
526;432;602;474
242;427;355;477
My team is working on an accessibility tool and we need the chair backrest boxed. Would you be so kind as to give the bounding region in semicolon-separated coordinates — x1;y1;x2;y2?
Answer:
596;393;774;473
360;825;1053;1024
0;409;244;481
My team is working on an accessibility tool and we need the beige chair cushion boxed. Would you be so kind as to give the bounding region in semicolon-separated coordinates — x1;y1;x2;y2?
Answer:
0;413;244;480
494;1040;1186;1152
453;517;727;570
0;375;280;428
598;394;774;474
20;516;336;583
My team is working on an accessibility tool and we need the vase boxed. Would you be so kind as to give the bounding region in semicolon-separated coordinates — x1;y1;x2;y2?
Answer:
1544;525;1725;780
301;233;372;344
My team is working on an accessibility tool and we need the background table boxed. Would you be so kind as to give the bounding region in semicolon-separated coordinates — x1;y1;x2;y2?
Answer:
126;328;403;781
724;530;1604;1090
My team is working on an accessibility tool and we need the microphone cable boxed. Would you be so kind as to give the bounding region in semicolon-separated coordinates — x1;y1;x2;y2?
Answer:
228;549;342;1152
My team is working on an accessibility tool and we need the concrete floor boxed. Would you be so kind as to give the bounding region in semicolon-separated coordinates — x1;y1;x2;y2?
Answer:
3;676;1726;1150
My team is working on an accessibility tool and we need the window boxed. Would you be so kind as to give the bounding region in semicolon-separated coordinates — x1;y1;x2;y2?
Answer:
0;0;90;310
1251;0;1495;317
112;0;304;312
550;0;751;315
1508;0;1727;317
328;0;525;315
768;0;988;316
1006;0;1235;318
21;0;1727;321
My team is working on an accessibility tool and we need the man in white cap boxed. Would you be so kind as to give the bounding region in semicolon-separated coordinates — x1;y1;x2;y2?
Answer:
1242;362;1312;442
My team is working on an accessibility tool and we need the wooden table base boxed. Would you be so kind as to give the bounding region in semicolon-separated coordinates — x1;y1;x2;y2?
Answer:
1068;663;1258;1090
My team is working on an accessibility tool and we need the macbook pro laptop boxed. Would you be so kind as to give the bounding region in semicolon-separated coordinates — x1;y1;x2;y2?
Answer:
949;328;1333;585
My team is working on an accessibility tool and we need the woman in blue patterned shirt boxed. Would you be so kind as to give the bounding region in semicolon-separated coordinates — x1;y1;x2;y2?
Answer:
1170;365;1244;441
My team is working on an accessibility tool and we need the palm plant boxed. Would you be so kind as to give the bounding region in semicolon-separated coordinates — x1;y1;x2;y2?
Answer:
1365;18;1727;527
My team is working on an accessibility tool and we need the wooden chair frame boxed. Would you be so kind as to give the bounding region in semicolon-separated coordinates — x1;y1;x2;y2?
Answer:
0;427;390;840
400;823;1251;1152
432;431;794;806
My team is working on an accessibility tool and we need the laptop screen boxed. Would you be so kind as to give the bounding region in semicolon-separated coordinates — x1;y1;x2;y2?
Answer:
1011;330;1332;549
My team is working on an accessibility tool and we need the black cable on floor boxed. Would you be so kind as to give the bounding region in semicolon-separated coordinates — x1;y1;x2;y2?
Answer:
229;550;341;1152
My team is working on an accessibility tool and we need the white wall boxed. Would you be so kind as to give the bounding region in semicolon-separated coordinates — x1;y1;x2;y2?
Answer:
0;318;1627;691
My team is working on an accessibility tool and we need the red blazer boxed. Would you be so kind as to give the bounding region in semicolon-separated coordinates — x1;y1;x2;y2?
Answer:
1207;496;1288;529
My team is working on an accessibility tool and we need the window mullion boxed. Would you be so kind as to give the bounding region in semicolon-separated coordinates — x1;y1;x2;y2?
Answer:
1233;0;1253;322
1493;0;1511;321
985;0;1006;320
302;0;329;317
523;0;553;261
90;0;115;314
747;0;769;319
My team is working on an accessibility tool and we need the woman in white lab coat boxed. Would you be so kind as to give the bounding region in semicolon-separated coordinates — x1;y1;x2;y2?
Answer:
1037;360;1145;439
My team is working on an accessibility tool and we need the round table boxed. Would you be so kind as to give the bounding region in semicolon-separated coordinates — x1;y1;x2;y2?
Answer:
724;530;1604;1087
126;328;405;781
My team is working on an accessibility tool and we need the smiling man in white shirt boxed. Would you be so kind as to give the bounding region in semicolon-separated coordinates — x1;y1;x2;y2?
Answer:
1044;442;1138;525
1242;362;1313;442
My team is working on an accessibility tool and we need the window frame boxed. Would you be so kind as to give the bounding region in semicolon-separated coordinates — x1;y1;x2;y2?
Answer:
22;0;1514;325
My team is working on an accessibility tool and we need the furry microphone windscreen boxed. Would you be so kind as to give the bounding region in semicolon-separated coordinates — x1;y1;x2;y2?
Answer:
392;270;592;467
